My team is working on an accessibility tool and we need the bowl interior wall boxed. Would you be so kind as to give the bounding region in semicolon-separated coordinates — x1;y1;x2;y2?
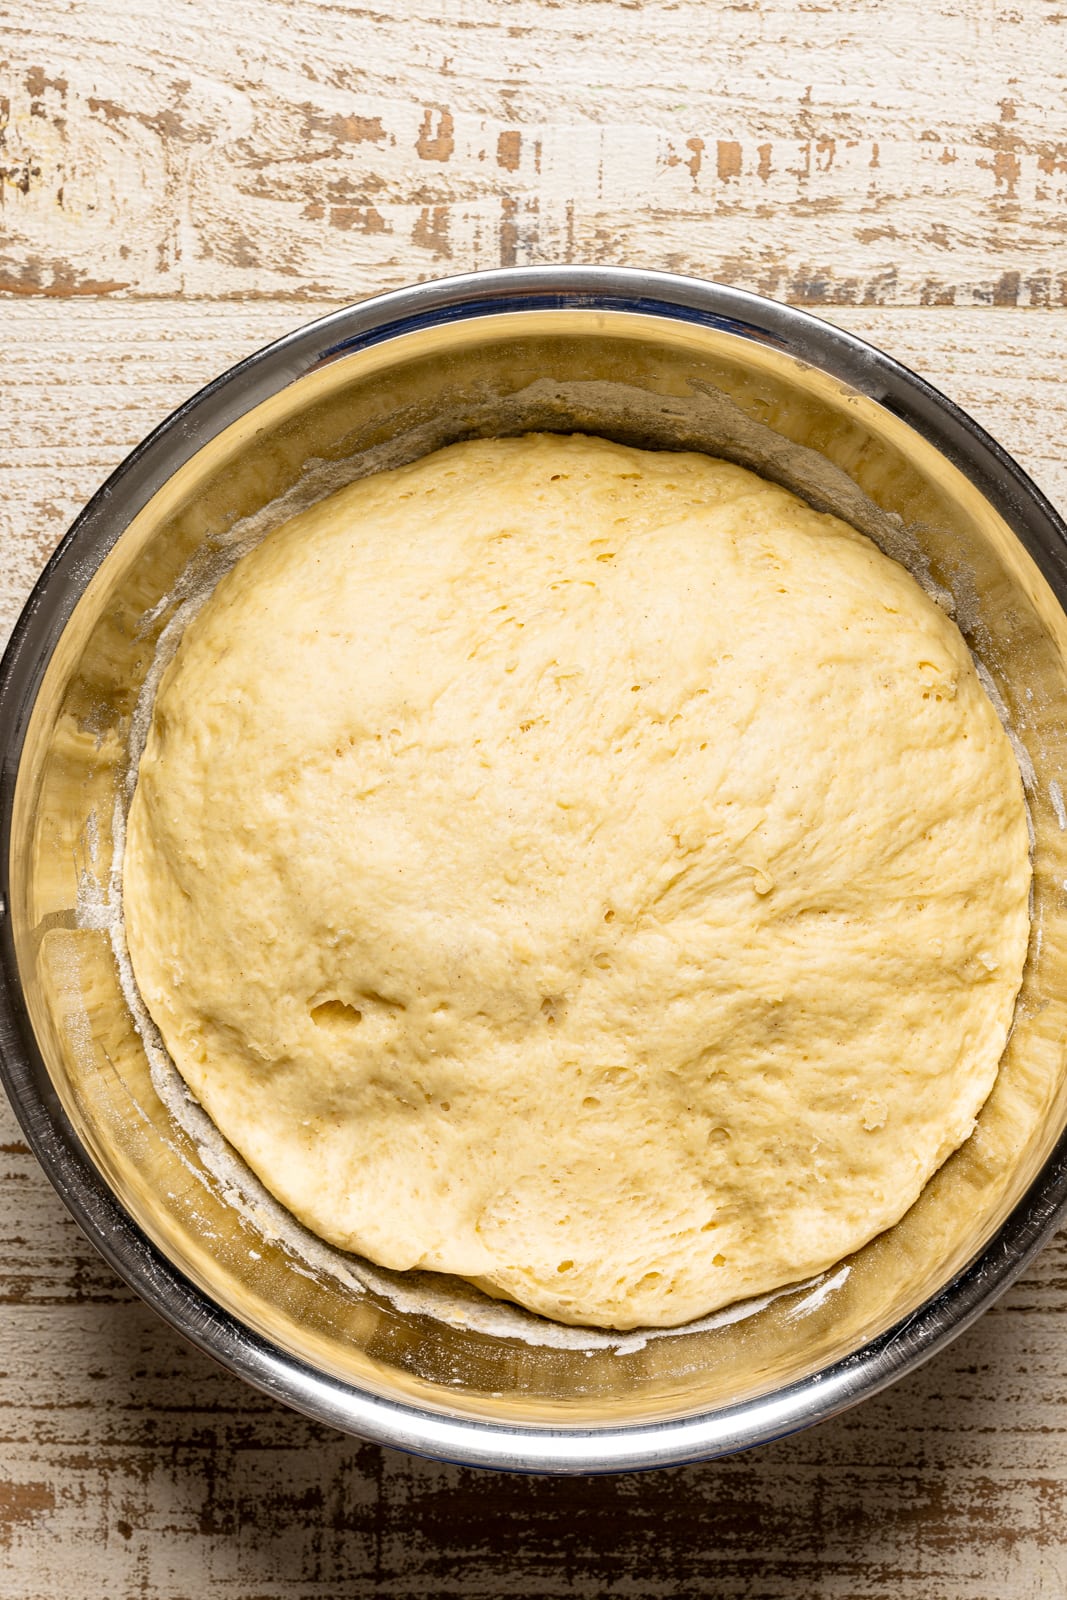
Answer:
11;309;1067;1427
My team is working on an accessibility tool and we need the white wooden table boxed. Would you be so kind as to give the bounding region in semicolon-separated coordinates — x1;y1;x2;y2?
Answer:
3;4;1067;1594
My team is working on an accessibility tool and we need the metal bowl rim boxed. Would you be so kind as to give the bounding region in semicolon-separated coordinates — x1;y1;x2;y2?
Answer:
2;264;1067;1473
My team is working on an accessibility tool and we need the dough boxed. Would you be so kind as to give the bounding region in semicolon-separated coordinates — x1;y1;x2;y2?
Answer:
124;434;1032;1330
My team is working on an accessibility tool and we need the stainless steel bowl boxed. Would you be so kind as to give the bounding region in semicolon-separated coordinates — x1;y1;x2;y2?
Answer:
3;267;1067;1474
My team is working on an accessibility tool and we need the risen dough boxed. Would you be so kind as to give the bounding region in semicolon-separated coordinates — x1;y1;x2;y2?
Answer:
124;434;1032;1330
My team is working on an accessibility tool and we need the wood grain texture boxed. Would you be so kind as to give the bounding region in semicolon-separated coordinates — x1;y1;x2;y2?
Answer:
3;297;1067;1598
5;0;1067;1591
3;0;1067;306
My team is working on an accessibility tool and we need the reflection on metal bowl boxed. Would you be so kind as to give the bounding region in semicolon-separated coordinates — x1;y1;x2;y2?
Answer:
2;267;1067;1474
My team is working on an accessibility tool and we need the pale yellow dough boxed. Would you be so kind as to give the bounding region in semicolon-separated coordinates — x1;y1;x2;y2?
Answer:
124;434;1032;1330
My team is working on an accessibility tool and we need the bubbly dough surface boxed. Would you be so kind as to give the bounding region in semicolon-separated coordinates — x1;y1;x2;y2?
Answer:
124;434;1032;1330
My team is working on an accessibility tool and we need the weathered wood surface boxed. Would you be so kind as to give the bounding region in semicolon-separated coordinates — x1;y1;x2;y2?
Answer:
5;0;1067;1594
3;0;1067;307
